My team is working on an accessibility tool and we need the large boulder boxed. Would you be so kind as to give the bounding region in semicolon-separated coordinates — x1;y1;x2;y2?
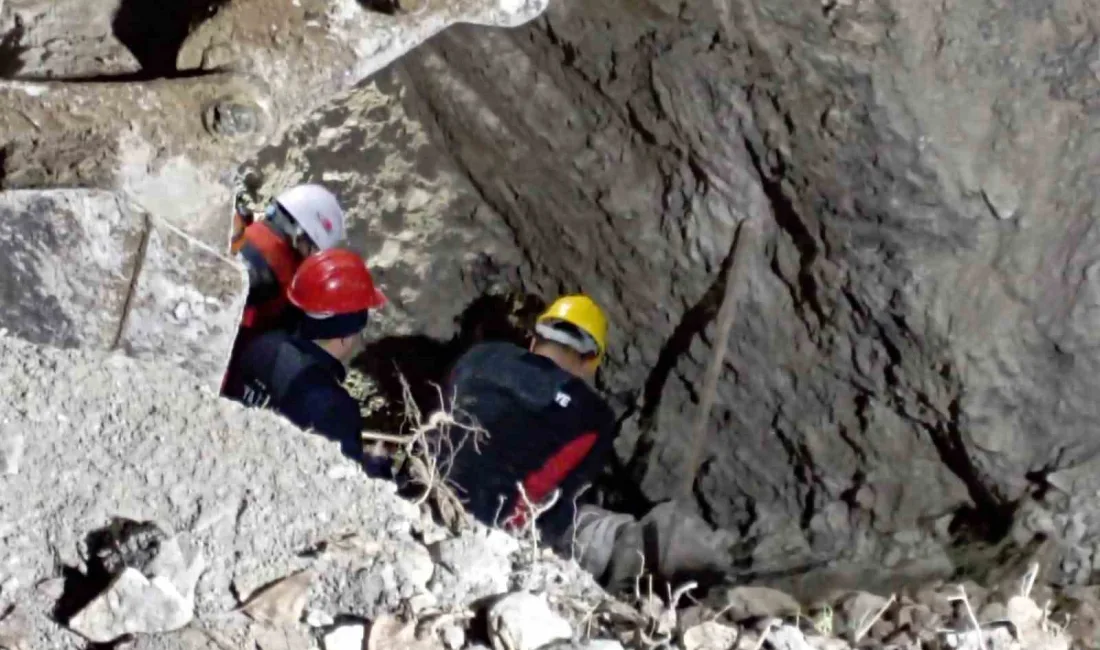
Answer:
345;0;1100;579
0;0;551;381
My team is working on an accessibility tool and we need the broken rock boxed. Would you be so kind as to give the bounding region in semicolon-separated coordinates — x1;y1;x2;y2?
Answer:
768;625;814;650
835;591;889;636
241;569;316;626
429;529;517;606
488;592;573;650
366;615;445;650
146;536;205;603
712;586;802;622
682;621;739;650
68;568;192;643
0;432;23;475
324;624;366;650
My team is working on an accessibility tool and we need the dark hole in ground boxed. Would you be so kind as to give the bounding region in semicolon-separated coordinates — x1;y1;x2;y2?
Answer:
353;293;540;434
356;0;401;15
112;0;231;77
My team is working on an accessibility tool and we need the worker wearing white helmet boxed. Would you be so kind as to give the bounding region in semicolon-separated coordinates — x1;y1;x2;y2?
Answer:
230;183;347;332
220;183;349;396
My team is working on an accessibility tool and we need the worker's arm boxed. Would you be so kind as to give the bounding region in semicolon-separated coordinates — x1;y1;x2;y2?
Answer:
281;379;367;468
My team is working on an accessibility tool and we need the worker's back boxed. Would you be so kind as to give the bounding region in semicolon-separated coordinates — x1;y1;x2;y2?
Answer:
445;341;616;542
223;330;363;463
236;221;303;331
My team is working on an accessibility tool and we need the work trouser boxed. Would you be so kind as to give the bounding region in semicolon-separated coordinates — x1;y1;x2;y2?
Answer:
570;501;740;592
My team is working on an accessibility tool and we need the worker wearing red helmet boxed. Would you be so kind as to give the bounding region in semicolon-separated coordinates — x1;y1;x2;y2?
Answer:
232;183;348;332
223;248;386;468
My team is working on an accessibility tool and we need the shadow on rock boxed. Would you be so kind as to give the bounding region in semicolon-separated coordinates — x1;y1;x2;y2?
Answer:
53;518;167;625
111;0;231;77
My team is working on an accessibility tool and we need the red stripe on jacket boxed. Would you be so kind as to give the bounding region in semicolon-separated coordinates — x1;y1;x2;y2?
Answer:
507;431;598;529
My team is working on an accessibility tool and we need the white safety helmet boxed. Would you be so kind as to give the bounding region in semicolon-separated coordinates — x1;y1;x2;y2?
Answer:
273;184;346;251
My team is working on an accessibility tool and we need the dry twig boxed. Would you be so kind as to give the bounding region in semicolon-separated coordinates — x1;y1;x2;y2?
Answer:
513;481;561;556
361;375;488;533
854;593;895;642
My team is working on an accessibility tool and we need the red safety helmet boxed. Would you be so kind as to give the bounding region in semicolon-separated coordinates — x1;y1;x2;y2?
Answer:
287;248;387;316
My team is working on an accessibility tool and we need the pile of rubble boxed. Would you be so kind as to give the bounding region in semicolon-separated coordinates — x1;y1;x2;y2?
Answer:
0;333;1093;650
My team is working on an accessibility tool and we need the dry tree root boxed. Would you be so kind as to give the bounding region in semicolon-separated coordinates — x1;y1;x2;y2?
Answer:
512;482;561;560
361;374;488;534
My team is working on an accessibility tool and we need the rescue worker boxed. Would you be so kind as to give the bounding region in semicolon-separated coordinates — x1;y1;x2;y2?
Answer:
223;248;386;468
442;295;741;592
232;183;347;333
443;294;617;550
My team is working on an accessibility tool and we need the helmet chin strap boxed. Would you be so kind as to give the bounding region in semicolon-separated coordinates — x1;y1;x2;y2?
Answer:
266;204;317;254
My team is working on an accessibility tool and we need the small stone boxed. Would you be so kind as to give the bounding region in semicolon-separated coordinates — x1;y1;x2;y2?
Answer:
981;175;1019;221
0;577;18;597
172;302;191;322
146;536;204;601
711;586;802;622
682;620;739;650
804;636;849;650
69;567;193;643
915;587;953;617
0;433;23;475
429;532;516;605
241;569;315;625
324;624;366;650
440;624;465;650
979;601;1007;623
488;592;572;650
407;592;438;614
366;615;445;650
768;625;814;650
836;591;889;634
327;464;359;480
305;609;335;628
35;577;66;600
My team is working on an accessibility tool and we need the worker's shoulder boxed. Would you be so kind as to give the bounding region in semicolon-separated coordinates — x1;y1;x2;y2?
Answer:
560;377;614;426
237;328;294;363
282;359;356;411
453;340;527;370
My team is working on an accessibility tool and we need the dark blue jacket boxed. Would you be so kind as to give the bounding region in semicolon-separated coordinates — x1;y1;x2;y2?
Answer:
444;342;616;544
223;331;364;465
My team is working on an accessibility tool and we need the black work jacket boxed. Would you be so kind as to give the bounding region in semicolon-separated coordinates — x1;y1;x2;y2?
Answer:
444;342;616;543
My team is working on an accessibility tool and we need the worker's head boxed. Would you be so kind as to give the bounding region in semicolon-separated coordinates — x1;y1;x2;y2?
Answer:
266;184;347;258
287;248;387;365
530;294;608;383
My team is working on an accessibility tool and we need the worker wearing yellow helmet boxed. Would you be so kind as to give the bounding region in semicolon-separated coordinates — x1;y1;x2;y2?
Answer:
437;294;615;549
531;294;608;381
429;294;742;593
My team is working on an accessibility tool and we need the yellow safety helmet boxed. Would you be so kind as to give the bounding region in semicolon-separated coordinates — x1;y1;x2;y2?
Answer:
535;294;609;361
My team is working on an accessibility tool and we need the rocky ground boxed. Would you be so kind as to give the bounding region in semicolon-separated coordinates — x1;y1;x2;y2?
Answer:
0;334;1094;650
4;0;1100;647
